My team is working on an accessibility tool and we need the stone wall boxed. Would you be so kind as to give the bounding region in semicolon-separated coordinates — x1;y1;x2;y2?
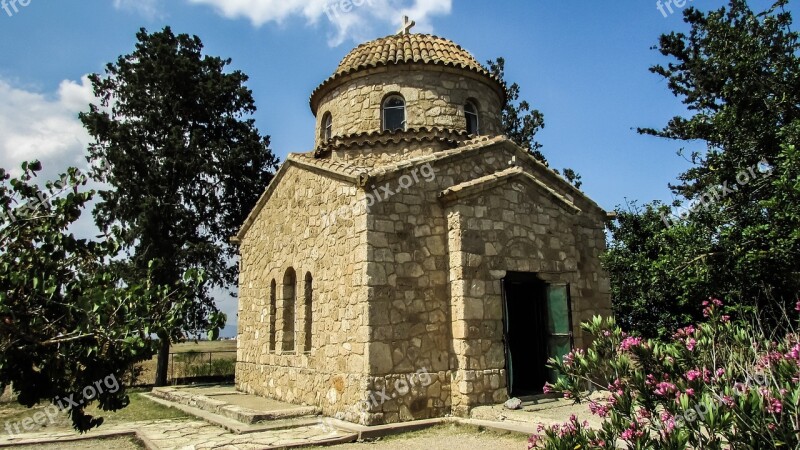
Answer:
359;141;611;420
236;139;610;425
443;182;610;414
314;66;503;151
357;157;453;425
236;165;373;416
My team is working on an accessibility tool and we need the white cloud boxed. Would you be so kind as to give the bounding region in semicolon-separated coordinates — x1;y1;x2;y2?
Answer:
0;77;94;179
0;76;101;241
0;78;238;331
185;0;453;46
113;0;162;20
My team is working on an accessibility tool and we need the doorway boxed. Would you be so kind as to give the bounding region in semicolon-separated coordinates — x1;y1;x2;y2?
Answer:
502;272;573;397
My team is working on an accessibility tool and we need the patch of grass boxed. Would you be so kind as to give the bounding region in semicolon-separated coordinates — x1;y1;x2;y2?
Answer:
0;389;187;434
86;391;188;424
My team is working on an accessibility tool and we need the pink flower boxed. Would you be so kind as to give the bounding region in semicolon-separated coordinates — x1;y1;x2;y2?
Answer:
674;325;696;338
795;300;800;312
608;379;625;396
686;338;697;351
721;315;731;323
654;382;677;397
620;336;643;351
659;411;677;435
685;369;701;381
787;344;800;362
620;422;644;441
767;398;783;414
589;400;610;418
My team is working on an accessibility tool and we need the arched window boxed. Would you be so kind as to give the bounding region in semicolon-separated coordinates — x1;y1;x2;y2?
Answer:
269;279;276;352
304;272;313;352
322;112;333;141
465;101;480;135
282;268;296;352
382;95;406;132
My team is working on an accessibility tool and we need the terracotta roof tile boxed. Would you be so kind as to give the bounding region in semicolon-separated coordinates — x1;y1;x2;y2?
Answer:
333;34;486;76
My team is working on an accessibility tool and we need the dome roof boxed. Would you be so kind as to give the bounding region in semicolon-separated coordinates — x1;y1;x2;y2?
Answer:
310;33;504;114
335;33;487;77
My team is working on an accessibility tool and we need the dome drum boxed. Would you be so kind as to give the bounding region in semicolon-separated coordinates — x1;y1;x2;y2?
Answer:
311;33;506;151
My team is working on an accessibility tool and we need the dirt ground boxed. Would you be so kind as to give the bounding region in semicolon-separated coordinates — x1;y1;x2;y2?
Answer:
8;436;144;449
305;424;530;450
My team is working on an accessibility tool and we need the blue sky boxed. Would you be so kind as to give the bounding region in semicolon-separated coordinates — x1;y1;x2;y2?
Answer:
0;0;746;336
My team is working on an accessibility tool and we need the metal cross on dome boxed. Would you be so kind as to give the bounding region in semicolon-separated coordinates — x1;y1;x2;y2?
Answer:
398;16;416;35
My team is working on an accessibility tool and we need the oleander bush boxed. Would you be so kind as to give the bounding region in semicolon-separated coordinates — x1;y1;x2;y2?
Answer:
529;299;800;449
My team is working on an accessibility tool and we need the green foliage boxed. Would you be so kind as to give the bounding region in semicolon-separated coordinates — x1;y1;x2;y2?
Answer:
531;299;800;449
602;202;714;338
606;0;800;335
486;58;583;188
79;27;279;383
0;162;202;431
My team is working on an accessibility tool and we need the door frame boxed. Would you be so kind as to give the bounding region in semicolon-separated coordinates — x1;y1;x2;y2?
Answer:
501;272;574;397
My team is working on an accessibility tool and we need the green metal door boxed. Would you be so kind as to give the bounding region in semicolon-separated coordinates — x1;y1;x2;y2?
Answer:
545;284;573;383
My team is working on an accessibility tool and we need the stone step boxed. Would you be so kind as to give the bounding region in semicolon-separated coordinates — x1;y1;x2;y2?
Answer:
150;386;320;426
143;392;342;437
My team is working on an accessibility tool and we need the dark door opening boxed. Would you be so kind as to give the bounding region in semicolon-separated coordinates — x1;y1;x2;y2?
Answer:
502;272;573;397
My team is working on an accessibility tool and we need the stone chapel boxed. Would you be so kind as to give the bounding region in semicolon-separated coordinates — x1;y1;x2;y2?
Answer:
233;23;612;425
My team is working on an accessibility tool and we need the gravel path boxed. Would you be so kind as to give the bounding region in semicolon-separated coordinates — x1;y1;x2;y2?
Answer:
304;425;529;450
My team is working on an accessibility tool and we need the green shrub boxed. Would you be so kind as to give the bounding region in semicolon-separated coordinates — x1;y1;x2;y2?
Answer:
530;298;800;449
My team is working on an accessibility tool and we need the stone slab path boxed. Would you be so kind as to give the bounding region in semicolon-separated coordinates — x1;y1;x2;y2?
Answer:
0;419;356;449
0;388;600;449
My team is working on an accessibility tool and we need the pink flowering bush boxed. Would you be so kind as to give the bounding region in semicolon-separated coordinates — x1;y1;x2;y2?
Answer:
530;298;800;449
